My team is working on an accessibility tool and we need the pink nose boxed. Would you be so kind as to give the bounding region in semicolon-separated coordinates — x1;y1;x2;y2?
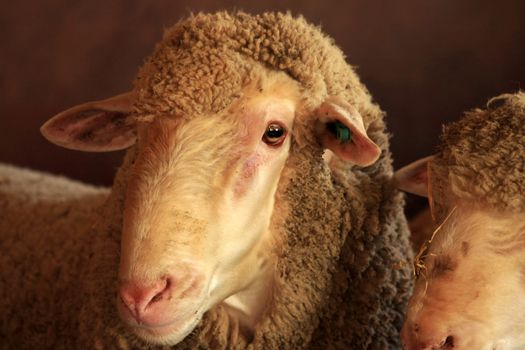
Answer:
401;320;455;350
119;277;172;323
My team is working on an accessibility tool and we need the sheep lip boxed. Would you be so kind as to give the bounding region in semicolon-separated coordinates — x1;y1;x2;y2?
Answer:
134;319;185;333
118;302;204;329
117;297;206;344
133;319;180;329
130;311;204;345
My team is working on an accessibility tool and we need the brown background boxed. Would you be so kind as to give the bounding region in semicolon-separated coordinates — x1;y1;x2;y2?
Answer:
2;0;525;215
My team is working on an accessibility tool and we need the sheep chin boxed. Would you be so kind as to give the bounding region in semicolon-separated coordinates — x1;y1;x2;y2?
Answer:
129;310;204;346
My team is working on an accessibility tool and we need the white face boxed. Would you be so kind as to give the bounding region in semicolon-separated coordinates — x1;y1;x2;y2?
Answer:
116;81;298;345
402;204;525;350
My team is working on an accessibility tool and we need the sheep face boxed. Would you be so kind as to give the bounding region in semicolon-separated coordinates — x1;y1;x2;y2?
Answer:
116;74;300;345
407;205;525;350
41;69;381;345
396;161;525;350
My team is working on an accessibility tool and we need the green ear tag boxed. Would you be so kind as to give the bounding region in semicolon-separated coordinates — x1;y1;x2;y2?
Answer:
335;121;352;144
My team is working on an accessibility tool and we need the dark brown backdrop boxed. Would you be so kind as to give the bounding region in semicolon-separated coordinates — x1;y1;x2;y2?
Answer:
2;0;525;216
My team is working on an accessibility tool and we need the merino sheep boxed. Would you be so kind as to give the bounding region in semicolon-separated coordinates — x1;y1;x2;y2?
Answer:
0;12;413;349
395;91;525;350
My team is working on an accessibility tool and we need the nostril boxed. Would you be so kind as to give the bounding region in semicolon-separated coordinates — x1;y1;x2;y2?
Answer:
443;335;454;348
119;277;172;319
149;290;163;304
413;323;420;333
401;320;457;350
148;278;170;305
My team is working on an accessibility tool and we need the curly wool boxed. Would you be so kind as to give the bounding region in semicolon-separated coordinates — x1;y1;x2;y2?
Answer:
133;12;381;131
0;164;109;350
429;92;525;214
0;11;413;350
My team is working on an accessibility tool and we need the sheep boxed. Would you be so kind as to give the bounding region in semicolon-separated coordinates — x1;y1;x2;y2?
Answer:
0;12;413;349
395;91;525;350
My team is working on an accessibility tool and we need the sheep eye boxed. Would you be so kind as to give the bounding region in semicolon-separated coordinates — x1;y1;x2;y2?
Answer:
262;123;286;146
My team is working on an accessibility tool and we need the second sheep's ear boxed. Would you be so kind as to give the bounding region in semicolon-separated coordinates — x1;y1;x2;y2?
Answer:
315;98;381;166
393;156;434;197
40;92;137;152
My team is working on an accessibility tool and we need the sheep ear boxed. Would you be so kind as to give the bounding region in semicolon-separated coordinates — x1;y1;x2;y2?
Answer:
315;98;381;166
40;92;137;152
393;156;435;197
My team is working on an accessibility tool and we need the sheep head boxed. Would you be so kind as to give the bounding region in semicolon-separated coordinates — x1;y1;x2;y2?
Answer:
395;92;525;350
41;23;382;345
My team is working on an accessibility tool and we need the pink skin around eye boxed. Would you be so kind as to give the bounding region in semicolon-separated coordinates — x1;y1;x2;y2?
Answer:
237;153;266;191
230;99;294;199
232;121;286;199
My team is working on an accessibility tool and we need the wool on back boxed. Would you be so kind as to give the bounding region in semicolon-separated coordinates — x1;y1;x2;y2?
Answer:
0;163;108;349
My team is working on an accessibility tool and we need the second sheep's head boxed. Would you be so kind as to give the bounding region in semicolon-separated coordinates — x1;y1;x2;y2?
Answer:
40;12;382;346
396;92;525;350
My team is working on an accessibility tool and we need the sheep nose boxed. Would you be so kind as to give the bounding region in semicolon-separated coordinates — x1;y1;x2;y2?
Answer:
119;277;171;322
401;320;455;350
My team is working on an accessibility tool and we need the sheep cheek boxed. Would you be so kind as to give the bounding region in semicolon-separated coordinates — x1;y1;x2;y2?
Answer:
233;153;267;199
404;208;525;349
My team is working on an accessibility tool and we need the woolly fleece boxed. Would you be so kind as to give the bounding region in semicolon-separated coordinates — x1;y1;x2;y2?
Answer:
0;12;413;349
429;92;525;217
0;164;108;348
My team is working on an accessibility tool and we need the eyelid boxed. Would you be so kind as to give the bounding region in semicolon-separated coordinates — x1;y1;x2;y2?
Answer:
262;122;287;146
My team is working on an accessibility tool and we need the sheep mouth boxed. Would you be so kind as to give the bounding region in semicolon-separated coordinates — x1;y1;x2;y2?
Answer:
123;304;205;345
117;295;206;345
130;312;204;345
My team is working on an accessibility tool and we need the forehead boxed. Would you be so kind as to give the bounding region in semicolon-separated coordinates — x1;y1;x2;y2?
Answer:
134;45;246;119
231;71;301;111
134;71;301;143
135;69;301;122
133;38;303;120
429;95;525;213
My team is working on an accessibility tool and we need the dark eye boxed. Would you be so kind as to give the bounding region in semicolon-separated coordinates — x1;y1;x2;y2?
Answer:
262;123;287;146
